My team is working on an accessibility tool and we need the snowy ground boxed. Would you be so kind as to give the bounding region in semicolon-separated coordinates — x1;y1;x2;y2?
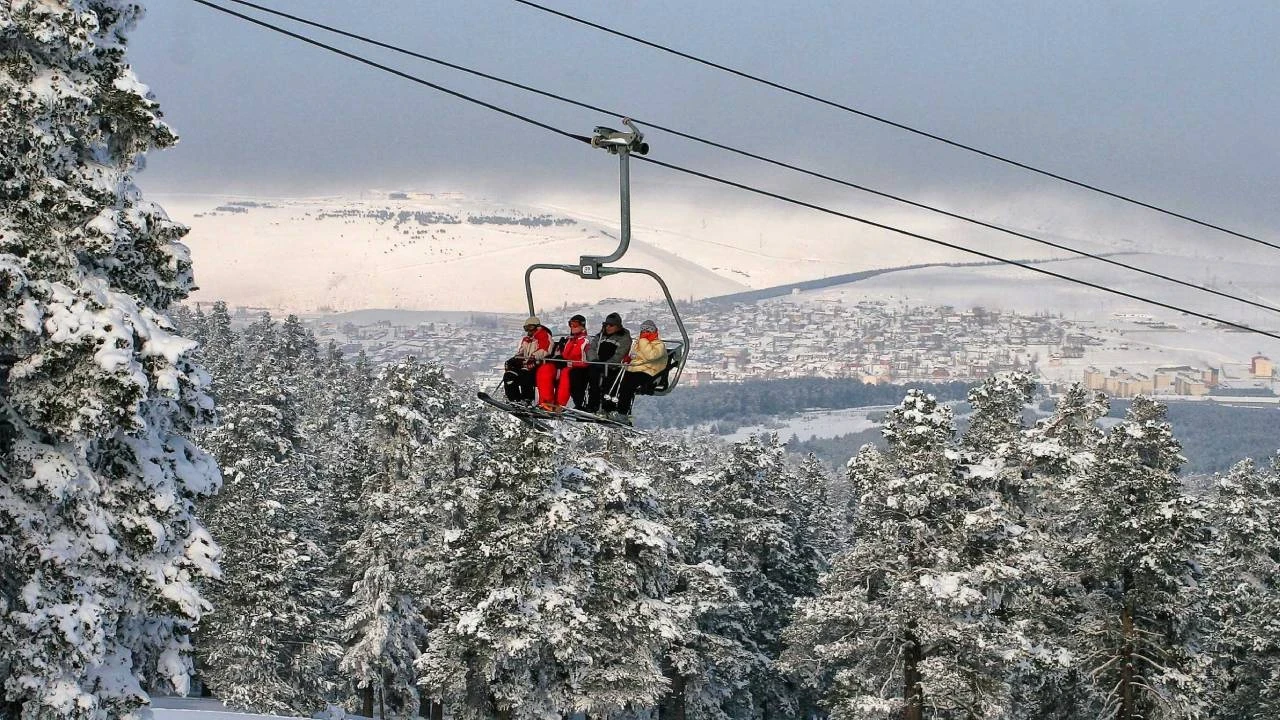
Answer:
159;190;1280;382
159;190;1280;327
151;697;301;720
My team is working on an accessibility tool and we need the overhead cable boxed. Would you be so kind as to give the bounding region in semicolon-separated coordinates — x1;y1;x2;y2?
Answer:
187;0;1280;342
211;0;1280;319
512;0;1280;253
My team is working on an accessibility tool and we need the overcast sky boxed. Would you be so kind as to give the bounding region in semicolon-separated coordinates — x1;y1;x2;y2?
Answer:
128;0;1279;242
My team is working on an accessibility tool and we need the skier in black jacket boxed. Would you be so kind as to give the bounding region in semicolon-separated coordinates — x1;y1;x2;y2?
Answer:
584;311;631;415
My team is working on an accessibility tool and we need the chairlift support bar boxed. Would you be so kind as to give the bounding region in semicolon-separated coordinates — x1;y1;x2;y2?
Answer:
522;120;690;394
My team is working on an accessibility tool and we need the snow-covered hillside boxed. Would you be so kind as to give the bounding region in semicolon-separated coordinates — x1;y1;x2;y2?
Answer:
162;192;724;312
159;191;1008;313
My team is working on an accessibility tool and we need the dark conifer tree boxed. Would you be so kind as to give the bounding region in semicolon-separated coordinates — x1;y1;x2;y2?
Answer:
1204;457;1280;718
418;420;691;719
341;359;443;717
784;390;1019;718
1012;383;1111;717
1069;396;1209;718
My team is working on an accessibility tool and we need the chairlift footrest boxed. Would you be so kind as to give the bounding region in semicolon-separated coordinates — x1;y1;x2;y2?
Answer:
477;392;553;433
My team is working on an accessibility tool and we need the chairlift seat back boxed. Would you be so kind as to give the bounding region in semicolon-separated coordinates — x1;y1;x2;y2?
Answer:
642;346;682;396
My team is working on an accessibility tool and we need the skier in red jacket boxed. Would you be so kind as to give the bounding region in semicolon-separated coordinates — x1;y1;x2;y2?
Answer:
536;314;590;410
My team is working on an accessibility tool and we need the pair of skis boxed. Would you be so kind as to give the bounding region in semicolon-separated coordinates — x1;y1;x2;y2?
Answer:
477;392;637;433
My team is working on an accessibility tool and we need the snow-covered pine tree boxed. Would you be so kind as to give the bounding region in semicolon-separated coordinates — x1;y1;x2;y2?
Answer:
635;434;795;720
697;437;786;719
194;318;334;715
1069;396;1209;719
561;444;689;715
634;433;750;720
1204;457;1280;718
314;340;376;707
340;358;442;718
1025;383;1109;502
272;316;351;703
196;302;238;391
782;389;1014;719
237;312;277;361
1;3;220;716
699;435;833;720
1012;384;1110;717
278;314;320;374
788;453;839;613
418;421;690;719
415;418;575;719
960;374;1073;719
782;443;896;719
407;377;494;720
349;348;377;411
962;372;1036;456
167;302;198;343
771;452;838;719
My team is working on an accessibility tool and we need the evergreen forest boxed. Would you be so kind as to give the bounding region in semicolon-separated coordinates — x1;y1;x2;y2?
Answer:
168;307;1280;720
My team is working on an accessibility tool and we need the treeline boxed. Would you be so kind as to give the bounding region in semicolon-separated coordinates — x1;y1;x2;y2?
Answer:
1109;399;1280;474
787;426;885;465
465;214;576;226
307;210;577;227
177;304;1280;719
634;376;972;430
708;388;1280;477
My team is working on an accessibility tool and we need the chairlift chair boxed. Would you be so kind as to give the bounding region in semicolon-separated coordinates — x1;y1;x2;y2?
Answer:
479;120;690;429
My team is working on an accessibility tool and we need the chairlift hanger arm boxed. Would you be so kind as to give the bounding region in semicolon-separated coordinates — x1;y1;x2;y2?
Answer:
584;119;649;268
523;264;688;348
524;263;582;315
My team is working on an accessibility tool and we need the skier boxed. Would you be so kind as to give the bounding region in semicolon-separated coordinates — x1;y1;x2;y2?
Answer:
503;316;552;405
536;314;591;410
615;319;668;424
584;311;632;415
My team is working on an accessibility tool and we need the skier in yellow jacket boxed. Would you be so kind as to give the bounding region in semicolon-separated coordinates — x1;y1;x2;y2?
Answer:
614;319;668;424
